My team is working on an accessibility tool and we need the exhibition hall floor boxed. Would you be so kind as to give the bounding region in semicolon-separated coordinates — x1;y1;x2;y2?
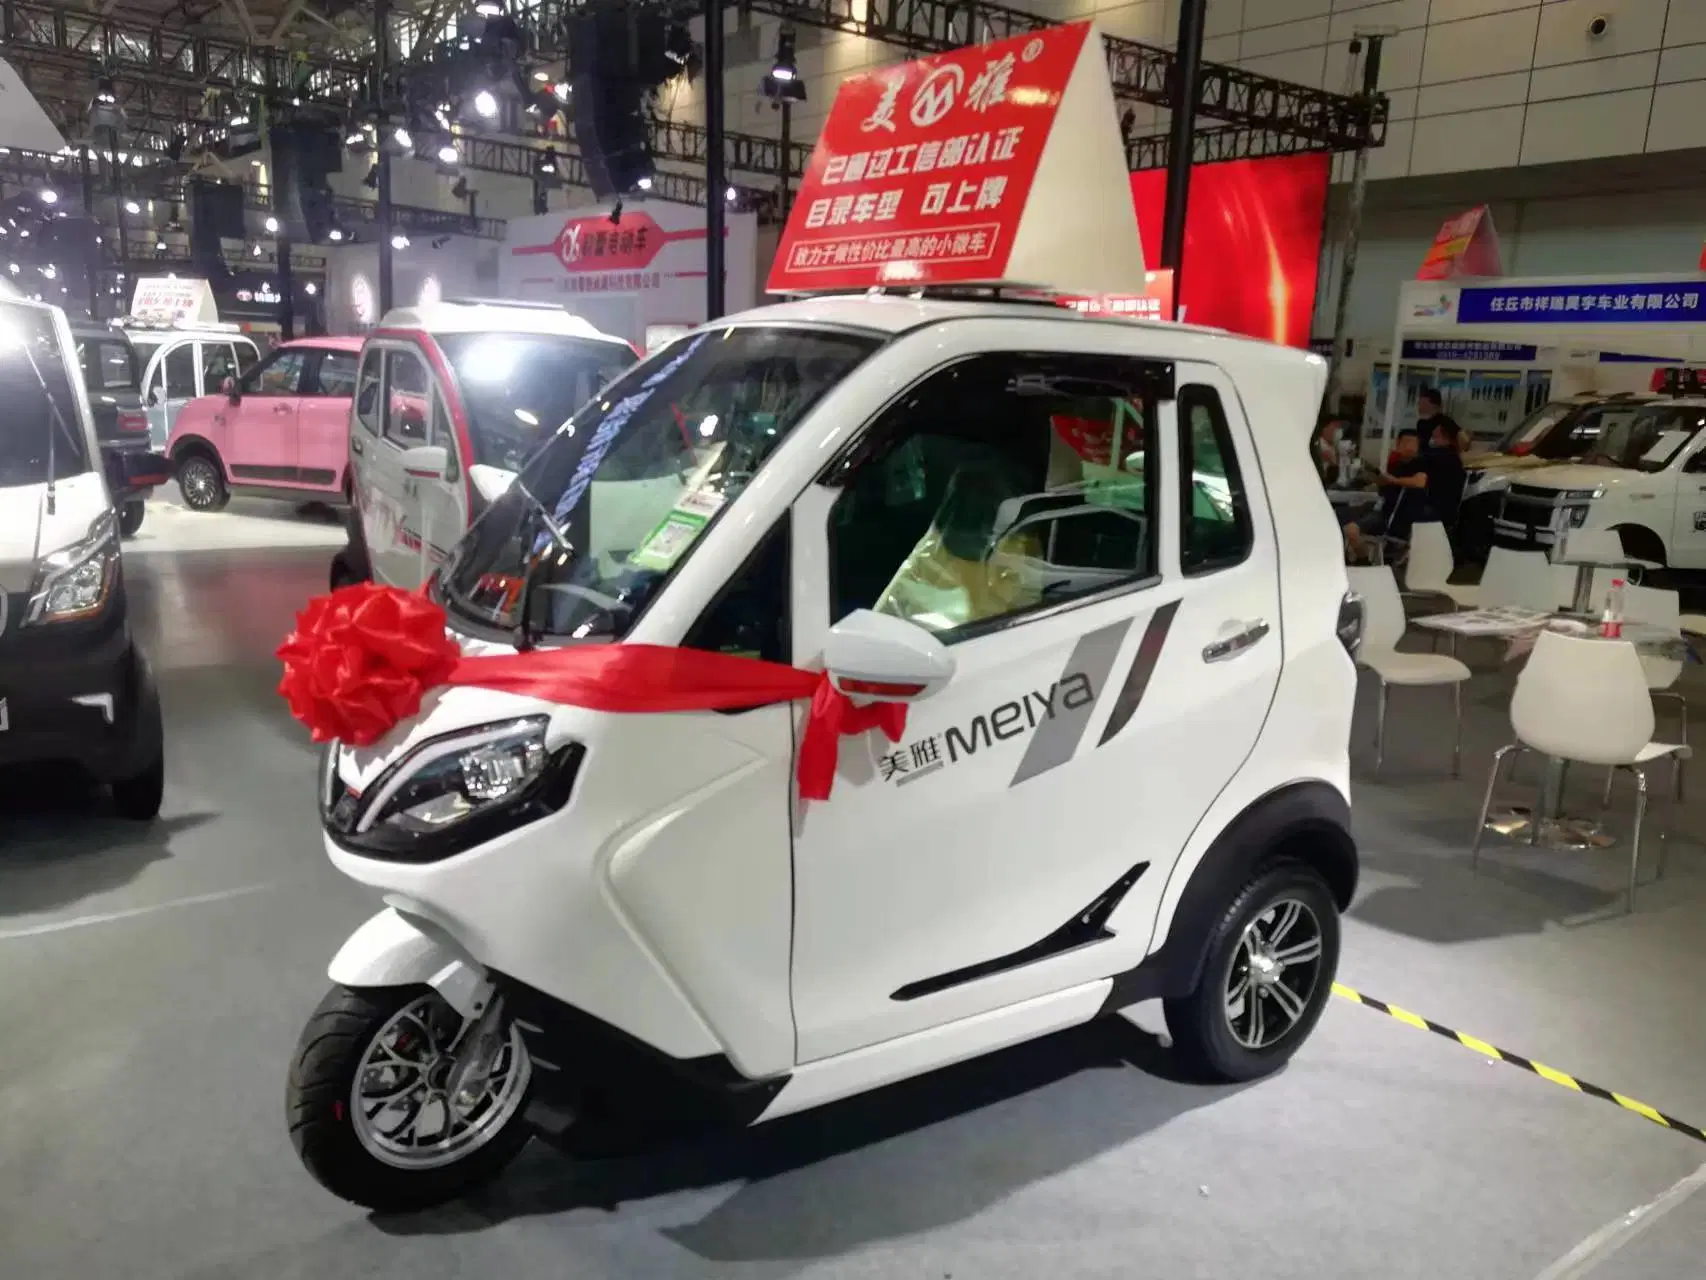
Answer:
3;518;1705;1279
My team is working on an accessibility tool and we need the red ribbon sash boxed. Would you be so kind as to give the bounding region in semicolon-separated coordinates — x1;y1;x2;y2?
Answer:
276;583;903;801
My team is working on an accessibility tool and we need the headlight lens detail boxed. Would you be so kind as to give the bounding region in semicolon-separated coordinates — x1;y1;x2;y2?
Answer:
27;510;118;624
325;716;583;863
370;718;550;833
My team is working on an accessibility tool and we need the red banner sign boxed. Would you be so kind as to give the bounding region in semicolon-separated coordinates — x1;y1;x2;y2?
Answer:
1417;205;1503;280
1056;270;1175;322
512;212;698;274
768;22;1093;293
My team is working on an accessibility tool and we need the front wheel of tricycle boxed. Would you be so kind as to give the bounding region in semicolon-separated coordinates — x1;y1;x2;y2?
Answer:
286;984;534;1212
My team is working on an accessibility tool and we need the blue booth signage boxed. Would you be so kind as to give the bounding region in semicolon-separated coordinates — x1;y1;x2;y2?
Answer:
1401;339;1537;362
1458;283;1706;324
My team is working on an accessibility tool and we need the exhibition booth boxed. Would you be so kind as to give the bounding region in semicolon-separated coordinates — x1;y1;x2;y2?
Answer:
498;202;760;351
1369;274;1706;459
321;235;497;335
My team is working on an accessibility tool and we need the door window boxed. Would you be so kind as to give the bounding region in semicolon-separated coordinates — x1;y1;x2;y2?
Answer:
241;348;307;396
354;351;382;435
683;518;790;663
236;341;260;374
164;343;197;400
199;342;240;394
829;353;1161;639
1178;384;1253;575
313;349;360;398
383;348;433;446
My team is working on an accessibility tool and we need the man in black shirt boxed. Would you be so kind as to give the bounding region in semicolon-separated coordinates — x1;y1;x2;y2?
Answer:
1417;387;1470;455
1344;430;1424;560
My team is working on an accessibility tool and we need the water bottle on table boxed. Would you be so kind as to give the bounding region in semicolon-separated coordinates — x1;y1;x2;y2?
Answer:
1599;577;1625;639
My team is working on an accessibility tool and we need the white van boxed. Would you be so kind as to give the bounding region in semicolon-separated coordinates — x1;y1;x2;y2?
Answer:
1491;383;1706;567
0;286;165;818
121;319;263;449
331;299;638;591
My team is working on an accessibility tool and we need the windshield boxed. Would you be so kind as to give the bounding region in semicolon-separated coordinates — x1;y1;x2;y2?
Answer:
1529;402;1665;464
439;325;880;640
1574;404;1706;472
76;337;140;392
0;302;92;485
1495;400;1575;455
437;332;639;473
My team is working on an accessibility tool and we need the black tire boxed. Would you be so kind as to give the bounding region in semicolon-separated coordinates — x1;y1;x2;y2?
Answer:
176;453;229;512
1163;861;1340;1084
287;984;534;1213
109;752;164;820
329;549;365;590
119;500;146;538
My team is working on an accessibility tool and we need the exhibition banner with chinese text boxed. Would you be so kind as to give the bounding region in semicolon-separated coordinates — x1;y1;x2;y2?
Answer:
768;21;1143;296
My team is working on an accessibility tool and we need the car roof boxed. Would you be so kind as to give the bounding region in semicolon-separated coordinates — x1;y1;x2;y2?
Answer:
710;293;1312;364
279;335;365;352
377;299;629;346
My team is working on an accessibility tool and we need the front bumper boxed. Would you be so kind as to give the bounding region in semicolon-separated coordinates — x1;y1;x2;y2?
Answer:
0;586;160;779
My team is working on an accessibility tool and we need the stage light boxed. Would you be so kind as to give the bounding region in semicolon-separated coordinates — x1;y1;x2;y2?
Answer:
124;200;141;214
552;81;570;103
391;233;409;250
762;30;808;103
328;227;346;243
90;74;125;131
305;282;318;296
473;89;499;119
726;186;737;201
250;243;263;257
436;141;460;166
264;215;279;233
636;176;652;191
39;190;57;205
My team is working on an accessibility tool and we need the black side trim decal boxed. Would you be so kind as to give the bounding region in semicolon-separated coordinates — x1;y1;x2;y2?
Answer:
1097;599;1179;747
891;861;1150;1001
231;463;298;482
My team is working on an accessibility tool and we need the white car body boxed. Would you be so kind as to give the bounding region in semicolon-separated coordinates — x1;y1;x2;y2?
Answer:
1491;397;1706;568
343;299;637;591
319;295;1357;1124
0;286;163;804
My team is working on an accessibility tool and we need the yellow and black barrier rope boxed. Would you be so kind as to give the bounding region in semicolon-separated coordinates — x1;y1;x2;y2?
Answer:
1332;982;1706;1146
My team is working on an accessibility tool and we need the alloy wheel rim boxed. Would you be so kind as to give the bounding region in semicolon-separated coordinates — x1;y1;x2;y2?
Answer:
349;994;531;1171
182;462;216;506
1223;897;1324;1051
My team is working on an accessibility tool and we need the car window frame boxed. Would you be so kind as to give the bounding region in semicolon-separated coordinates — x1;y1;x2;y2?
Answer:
1176;381;1255;577
241;346;308;397
354;347;384;436
163;340;198;401
197;340;240;395
310;347;360;399
379;342;436;449
823;349;1169;647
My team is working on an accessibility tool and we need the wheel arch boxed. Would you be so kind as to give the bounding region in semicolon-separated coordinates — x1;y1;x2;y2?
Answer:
1610;522;1667;566
170;434;225;473
1101;780;1356;1012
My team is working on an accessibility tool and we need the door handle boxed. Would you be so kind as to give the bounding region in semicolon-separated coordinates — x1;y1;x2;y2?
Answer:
1203;620;1270;663
273;403;292;413
351;438;364;456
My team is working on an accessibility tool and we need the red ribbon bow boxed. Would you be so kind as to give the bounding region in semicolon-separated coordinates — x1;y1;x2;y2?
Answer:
276;582;905;801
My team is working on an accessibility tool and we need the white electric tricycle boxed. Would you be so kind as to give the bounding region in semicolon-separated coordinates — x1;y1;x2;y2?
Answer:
288;294;1362;1211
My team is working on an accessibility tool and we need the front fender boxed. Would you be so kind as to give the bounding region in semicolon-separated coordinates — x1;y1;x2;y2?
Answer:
328;906;491;1018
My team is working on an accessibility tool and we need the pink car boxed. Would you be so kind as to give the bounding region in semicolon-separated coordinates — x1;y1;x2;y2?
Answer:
166;336;364;511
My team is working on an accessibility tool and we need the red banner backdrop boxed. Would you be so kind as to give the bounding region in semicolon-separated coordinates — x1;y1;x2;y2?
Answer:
1128;154;1329;348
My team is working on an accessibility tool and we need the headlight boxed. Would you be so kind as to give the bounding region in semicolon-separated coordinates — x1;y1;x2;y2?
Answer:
369;718;549;833
327;716;584;863
26;510;118;624
1563;487;1606;501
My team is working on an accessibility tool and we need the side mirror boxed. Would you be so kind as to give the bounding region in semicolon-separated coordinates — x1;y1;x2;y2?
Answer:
223;376;239;403
146;387;161;407
401;444;449;481
823;610;955;702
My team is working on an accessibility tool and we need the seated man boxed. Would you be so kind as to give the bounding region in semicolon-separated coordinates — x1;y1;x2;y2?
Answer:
1344;429;1425;561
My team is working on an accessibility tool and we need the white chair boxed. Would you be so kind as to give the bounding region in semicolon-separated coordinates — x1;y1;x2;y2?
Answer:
1471;629;1687;913
1401;521;1477;607
1348;565;1472;775
1624;583;1688;752
1450;546;1555;612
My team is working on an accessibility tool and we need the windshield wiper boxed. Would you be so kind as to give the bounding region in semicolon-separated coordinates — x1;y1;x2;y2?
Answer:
16;334;81;516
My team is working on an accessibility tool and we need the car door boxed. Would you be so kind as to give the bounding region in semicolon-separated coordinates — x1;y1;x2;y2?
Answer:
350;345;410;585
160;338;200;434
223;346;307;485
413;380;468;577
785;336;1282;1063
360;343;437;585
298;347;358;493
